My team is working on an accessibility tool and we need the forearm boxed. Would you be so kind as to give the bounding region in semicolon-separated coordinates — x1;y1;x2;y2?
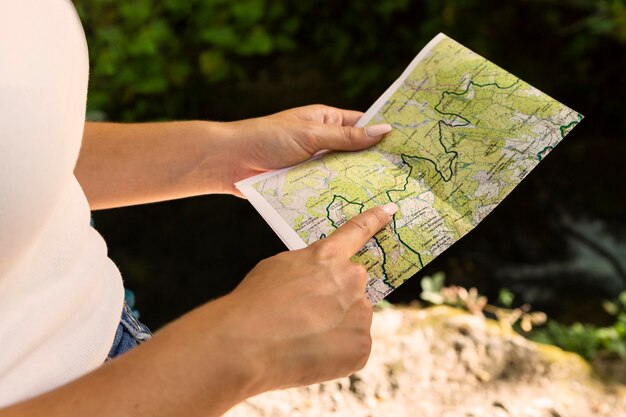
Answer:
2;296;265;417
75;121;235;210
75;106;386;210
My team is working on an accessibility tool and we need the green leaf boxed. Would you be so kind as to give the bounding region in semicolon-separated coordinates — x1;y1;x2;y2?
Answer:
236;26;274;55
135;75;168;94
431;272;445;292
603;300;619;315
231;0;265;25
421;291;444;305
199;50;230;82
420;273;445;305
498;288;515;308
200;27;240;49
119;1;153;26
619;291;626;308
421;276;433;292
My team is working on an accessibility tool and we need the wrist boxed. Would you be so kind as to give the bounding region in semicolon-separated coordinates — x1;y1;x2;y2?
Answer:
130;295;271;416
204;294;283;393
184;120;239;196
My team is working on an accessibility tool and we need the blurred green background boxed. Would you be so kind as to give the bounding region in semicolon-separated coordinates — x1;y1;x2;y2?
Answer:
74;0;626;330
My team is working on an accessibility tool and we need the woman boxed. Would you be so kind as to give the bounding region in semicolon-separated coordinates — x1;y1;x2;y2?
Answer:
0;0;397;415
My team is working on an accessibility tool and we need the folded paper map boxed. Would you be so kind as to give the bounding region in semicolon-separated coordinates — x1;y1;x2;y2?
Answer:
236;33;582;303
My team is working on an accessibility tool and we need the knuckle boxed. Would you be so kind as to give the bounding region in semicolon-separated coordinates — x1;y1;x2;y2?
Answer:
351;263;368;279
341;125;357;145
349;264;368;288
299;124;322;154
310;104;335;123
310;239;337;261
370;206;389;223
355;295;373;313
350;208;388;235
346;216;372;237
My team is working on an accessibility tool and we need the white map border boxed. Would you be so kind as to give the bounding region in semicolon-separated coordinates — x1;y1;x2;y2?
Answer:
235;33;449;250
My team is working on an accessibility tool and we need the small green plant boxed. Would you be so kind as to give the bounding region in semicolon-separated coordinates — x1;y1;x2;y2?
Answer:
530;291;626;360
419;272;446;305
419;274;546;332
497;288;515;308
419;274;626;361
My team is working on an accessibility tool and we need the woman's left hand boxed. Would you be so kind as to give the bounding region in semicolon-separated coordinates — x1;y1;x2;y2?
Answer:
221;104;392;196
77;105;391;209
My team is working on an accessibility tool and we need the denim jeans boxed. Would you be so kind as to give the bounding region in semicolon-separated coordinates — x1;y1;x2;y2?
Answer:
106;302;152;361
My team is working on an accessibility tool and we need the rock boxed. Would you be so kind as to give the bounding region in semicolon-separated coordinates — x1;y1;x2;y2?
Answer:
225;306;626;417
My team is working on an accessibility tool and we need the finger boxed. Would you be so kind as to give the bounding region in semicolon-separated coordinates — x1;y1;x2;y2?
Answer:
309;105;363;126
322;204;398;258
312;123;393;152
336;109;364;126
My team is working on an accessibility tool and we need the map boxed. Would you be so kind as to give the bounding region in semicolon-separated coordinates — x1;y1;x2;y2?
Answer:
236;33;582;303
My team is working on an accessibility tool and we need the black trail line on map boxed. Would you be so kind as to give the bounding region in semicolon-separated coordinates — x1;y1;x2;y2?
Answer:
322;158;425;286
324;182;421;284
325;195;364;229
324;194;399;283
383;80;520;186
370;78;521;285
322;78;561;288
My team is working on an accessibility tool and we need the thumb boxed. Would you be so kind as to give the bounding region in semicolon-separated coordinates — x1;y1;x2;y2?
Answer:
314;123;393;152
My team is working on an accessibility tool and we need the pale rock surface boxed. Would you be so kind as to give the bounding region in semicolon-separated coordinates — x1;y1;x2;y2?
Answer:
225;306;626;417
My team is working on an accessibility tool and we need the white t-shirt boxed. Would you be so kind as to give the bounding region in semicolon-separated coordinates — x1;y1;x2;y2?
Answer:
0;0;124;406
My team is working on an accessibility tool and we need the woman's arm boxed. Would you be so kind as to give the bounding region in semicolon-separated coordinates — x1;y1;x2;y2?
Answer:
1;205;395;417
3;294;265;417
75;105;392;210
75;120;232;210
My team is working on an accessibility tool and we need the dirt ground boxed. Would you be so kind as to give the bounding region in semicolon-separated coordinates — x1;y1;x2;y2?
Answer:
225;305;626;417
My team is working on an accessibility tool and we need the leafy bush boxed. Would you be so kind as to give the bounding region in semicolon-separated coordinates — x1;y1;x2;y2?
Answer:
420;274;546;331
420;274;626;360
531;291;626;360
75;0;302;120
74;0;626;124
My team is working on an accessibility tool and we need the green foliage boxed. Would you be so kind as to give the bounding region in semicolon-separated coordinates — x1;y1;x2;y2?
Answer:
420;276;626;360
75;0;302;120
497;288;515;308
530;291;626;360
419;272;446;305
419;275;545;330
420;273;626;360
74;0;626;123
581;0;626;42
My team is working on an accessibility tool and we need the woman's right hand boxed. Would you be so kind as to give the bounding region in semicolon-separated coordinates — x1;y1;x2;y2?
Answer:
220;203;397;391
2;204;397;417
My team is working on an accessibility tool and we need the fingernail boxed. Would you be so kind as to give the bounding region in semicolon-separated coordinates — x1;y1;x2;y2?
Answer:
382;202;398;216
365;123;392;137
